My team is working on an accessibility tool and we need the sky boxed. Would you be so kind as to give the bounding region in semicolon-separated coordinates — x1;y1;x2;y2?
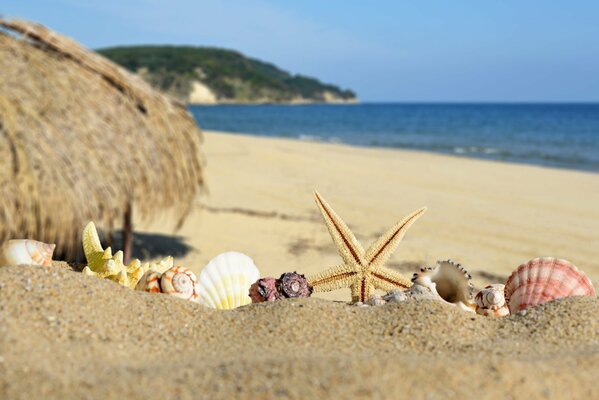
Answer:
2;0;599;102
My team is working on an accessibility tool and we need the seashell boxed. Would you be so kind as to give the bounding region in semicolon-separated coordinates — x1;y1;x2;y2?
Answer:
277;272;313;298
367;294;387;306
0;239;55;267
249;277;281;303
411;260;474;312
81;222;148;288
382;289;409;303
160;266;200;301
504;257;596;313
475;284;510;317
198;252;260;310
135;270;162;293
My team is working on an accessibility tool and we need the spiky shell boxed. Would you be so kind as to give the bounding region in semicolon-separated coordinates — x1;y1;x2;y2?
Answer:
0;239;55;267
160;266;199;301
505;257;596;313
198;252;260;310
475;284;510;317
249;277;281;303
411;260;474;312
81;221;148;289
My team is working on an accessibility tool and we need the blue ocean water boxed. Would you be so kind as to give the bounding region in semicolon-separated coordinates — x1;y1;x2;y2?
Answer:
189;103;599;172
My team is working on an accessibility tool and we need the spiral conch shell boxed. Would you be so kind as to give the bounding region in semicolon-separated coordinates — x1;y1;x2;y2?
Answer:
411;260;475;312
198;252;260;310
474;284;510;317
505;257;595;313
81;222;148;289
0;239;56;267
136;266;200;301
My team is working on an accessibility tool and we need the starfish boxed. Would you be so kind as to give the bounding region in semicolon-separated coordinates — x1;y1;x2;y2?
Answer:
307;191;427;303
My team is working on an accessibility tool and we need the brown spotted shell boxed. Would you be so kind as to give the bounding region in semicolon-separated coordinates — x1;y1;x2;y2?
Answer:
474;284;510;317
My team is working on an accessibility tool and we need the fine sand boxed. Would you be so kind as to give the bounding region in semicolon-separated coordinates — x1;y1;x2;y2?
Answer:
2;131;599;399
0;265;597;399
143;131;599;298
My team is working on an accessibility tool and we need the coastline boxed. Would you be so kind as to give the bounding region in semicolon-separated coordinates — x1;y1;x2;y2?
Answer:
140;130;599;301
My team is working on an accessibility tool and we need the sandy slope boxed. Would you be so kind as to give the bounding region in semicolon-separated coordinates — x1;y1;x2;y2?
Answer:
0;265;597;399
140;131;599;301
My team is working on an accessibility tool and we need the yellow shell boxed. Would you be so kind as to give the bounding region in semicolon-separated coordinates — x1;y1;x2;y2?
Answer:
81;222;148;289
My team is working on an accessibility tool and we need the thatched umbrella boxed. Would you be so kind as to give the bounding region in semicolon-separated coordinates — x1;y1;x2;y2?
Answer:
0;19;205;261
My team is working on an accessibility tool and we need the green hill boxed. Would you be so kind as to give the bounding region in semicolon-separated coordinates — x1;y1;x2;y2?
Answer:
97;46;357;104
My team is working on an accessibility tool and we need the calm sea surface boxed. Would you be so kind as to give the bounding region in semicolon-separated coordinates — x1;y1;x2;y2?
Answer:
189;103;599;172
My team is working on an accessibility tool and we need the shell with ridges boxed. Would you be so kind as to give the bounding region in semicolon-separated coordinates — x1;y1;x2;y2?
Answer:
505;257;596;313
0;239;56;267
411;259;474;312
198;252;260;310
160;266;200;301
475;284;509;317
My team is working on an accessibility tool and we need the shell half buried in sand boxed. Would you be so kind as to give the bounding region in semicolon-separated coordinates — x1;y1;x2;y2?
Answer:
0;239;56;267
197;252;260;310
504;257;596;313
474;284;510;317
135;266;200;302
411;260;475;312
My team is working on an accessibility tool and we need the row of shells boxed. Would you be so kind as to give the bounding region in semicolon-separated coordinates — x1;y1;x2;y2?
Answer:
1;239;596;314
367;257;596;316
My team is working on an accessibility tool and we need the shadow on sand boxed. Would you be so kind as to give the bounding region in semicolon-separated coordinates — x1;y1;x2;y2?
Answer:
110;230;194;260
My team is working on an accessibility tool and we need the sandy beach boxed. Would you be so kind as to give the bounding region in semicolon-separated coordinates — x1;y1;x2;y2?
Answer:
0;264;597;399
142;131;599;298
2;131;599;399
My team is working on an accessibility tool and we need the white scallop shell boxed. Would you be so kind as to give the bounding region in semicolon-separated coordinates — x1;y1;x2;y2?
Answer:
0;239;56;266
197;252;260;310
474;284;510;317
411;260;474;312
160;266;200;301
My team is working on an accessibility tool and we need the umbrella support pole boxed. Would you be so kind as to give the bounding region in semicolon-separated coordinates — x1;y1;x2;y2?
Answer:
123;202;132;265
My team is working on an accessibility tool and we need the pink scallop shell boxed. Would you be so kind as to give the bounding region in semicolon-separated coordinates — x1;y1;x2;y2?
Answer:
504;257;596;313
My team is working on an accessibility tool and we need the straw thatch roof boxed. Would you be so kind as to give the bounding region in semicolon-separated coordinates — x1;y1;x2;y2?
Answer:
0;19;205;258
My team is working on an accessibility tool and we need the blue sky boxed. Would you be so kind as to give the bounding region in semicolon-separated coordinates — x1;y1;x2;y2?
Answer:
2;1;599;101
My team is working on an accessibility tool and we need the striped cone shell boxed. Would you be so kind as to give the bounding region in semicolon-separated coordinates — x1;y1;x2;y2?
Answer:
475;284;510;317
160;266;200;301
0;239;56;267
504;257;596;313
135;270;162;293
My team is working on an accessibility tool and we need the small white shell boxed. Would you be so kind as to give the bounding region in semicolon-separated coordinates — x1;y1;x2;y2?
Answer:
0;239;56;267
198;252;260;310
160;266;200;301
474;284;510;317
411;260;474;312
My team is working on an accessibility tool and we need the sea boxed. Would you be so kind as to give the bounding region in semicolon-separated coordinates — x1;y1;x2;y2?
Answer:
189;103;599;172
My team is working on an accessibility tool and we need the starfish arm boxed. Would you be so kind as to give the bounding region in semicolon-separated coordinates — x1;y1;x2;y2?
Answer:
371;266;412;292
351;278;377;303
364;207;427;266
307;264;358;293
314;191;366;266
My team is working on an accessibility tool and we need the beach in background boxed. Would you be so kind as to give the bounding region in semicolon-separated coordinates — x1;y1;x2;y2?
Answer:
139;130;599;301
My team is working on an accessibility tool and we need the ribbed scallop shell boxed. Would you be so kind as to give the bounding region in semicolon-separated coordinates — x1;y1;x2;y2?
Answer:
411;260;474;312
0;239;56;267
198;252;260;310
160;266;200;301
475;284;509;317
505;257;596;313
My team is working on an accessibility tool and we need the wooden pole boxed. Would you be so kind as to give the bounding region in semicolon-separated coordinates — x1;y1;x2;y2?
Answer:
123;202;132;265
